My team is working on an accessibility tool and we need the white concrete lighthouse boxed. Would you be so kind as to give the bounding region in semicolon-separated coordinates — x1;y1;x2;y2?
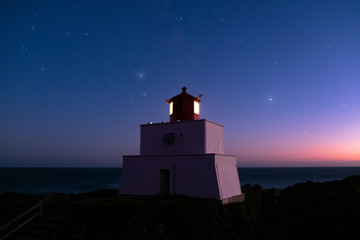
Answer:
119;87;244;203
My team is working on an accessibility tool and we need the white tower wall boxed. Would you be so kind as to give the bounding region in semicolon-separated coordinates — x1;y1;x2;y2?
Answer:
205;120;224;154
140;120;224;155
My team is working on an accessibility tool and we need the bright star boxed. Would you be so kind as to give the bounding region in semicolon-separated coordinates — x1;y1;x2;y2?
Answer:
266;96;274;104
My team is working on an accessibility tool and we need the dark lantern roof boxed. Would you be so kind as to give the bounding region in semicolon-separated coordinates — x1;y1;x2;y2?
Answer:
166;87;202;103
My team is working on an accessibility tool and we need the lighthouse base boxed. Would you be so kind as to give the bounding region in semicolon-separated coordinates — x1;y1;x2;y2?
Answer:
119;154;243;202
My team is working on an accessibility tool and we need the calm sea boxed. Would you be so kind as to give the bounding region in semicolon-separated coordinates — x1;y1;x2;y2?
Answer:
0;167;359;195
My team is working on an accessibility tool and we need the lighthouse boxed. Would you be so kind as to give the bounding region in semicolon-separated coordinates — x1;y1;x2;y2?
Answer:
119;87;244;204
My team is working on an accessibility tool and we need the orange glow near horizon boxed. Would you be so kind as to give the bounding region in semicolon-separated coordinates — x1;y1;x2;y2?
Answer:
232;130;360;164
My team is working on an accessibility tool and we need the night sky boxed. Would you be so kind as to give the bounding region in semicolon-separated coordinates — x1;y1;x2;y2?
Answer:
1;0;359;167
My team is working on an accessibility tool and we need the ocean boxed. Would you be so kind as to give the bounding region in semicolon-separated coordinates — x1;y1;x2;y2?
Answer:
0;167;359;195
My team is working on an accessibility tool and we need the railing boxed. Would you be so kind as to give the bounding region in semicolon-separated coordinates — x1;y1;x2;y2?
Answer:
0;193;56;240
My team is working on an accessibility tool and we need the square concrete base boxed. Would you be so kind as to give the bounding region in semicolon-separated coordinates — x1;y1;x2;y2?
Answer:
120;154;242;201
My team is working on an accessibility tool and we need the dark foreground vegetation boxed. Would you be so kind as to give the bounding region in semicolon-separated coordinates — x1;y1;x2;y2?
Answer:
1;175;360;240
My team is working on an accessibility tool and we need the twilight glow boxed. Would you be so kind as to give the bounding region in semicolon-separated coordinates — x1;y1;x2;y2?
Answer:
0;0;359;167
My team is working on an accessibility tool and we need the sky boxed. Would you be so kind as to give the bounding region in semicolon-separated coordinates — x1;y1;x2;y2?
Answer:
1;0;359;167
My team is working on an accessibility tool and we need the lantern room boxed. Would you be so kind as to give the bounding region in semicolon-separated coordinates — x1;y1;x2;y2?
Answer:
166;87;202;122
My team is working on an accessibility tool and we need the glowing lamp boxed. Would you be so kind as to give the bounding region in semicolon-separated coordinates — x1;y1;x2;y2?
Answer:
194;101;200;115
169;102;173;115
166;87;202;122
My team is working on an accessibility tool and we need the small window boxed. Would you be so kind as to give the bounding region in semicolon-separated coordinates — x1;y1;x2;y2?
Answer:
194;101;200;114
163;132;175;144
169;102;173;115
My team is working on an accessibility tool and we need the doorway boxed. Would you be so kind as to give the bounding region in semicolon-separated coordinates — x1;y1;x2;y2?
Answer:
160;169;170;194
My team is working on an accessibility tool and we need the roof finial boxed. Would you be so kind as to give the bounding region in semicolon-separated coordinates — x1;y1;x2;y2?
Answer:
182;86;187;93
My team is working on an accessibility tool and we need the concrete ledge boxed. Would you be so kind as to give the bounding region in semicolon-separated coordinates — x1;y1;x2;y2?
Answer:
222;194;245;204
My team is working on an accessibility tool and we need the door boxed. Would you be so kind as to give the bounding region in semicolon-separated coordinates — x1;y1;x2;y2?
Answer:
160;169;170;194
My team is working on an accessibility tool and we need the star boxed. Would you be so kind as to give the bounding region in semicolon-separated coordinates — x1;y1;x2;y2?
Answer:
266;96;274;104
135;70;146;81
